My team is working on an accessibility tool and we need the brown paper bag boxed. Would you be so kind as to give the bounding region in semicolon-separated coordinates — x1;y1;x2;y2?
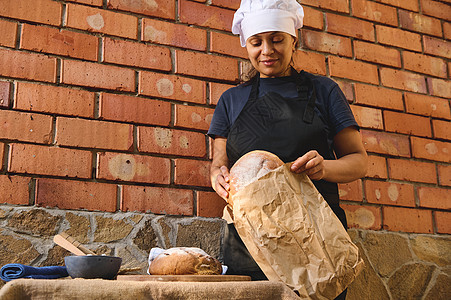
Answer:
232;163;364;299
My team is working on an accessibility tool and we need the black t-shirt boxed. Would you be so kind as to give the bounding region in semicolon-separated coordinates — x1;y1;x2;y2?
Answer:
208;72;358;153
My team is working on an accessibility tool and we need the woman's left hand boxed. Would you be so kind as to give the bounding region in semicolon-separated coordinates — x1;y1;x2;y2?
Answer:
290;150;325;180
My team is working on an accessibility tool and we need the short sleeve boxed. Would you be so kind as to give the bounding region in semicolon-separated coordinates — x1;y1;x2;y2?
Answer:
207;95;230;139
326;84;359;136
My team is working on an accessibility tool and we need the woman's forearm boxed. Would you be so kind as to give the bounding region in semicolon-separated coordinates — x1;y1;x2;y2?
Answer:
322;151;368;183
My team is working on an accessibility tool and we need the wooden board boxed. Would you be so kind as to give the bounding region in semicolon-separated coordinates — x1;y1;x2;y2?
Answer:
116;275;251;282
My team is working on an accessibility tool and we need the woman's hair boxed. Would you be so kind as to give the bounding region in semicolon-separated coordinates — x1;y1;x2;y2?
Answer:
241;34;301;85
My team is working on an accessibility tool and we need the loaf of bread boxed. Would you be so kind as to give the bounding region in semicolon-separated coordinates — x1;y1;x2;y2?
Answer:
148;247;222;275
229;150;284;196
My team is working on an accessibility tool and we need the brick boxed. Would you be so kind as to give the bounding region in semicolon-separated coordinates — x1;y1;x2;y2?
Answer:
56;117;133;150
338;179;363;202
96;152;170;184
403;51;447;78
329;56;378;84
0;48;56;83
354;40;401;67
67;0;103;5
293;51;327;76
179;0;234;32
103;38;171;71
138;126;206;157
380;68;427;93
0;110;53;144
99;93;171;126
210;32;248;59
351;0;398;26
142;18;207;51
0;175;30;205
421;0;451;21
423;36;451;59
0;81;11;108
0;19;17;48
383;206;432;233
8;143;92;178
376;25;422;51
0;0;61;26
365;180;415;207
361;130;411;157
303;6;324;30
388;158;437;184
427;77;451;99
139;72;206;104
383;111;431;137
196;191;226;218
15;82;95;118
62;60;135;92
0;142;3;169
444;22;451;40
211;0;240;10
405;93;450;119
355;83;404;110
209;82;234;106
36;178;117;212
175;51;239;82
438;164;451;186
435;211;451;234
335;80;354;102
354;83;404;111
418;186;451;210
367;155;388;179
107;0;175;20
301;30;352;57
342;204;381;230
398;9;442;37
350;105;383;130
411;137;451;163
121;185;193;215
66;3;138;39
326;13;374;41
174;158;211;187
372;0;419;12
433;120;451;140
301;0;349;13
174;105;214;131
20;24;98;61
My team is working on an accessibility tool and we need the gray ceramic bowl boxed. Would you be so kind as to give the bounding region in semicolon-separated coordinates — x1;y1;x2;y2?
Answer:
64;255;122;280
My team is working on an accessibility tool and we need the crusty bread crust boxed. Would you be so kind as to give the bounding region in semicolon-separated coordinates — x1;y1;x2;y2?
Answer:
148;247;222;275
229;150;284;197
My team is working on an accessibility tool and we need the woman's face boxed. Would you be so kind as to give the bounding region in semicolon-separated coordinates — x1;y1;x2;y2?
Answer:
246;31;296;78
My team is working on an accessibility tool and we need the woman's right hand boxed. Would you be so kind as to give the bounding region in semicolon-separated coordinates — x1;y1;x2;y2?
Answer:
214;165;230;201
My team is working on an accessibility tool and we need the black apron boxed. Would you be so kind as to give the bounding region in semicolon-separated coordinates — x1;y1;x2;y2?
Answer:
223;69;348;286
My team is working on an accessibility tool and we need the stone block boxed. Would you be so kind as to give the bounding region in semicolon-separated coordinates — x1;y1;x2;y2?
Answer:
388;263;435;299
116;245;148;275
42;245;71;266
133;218;160;253
94;216;133;243
411;236;451;267
362;231;412;277
175;219;223;259
65;212;91;244
8;209;61;236
424;272;451;300
0;230;39;266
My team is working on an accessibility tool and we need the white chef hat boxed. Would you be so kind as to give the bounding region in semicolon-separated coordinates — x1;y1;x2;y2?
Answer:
232;0;304;47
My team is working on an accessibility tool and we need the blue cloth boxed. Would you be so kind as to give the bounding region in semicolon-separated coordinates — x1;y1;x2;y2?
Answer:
0;264;68;282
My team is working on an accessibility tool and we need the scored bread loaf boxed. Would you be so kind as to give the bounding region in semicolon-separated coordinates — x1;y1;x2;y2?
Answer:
148;247;222;275
229;150;284;201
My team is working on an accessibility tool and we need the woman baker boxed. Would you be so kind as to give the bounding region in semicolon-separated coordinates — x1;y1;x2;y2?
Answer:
208;0;368;299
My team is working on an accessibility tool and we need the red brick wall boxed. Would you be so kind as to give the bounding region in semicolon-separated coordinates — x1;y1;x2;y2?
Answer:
0;0;449;235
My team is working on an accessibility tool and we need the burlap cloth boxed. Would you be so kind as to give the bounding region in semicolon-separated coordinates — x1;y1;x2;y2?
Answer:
0;278;300;299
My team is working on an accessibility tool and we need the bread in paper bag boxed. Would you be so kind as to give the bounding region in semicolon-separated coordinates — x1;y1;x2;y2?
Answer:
229;150;364;299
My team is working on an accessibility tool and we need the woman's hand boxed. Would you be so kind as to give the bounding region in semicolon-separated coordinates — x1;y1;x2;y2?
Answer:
214;166;230;200
290;150;326;180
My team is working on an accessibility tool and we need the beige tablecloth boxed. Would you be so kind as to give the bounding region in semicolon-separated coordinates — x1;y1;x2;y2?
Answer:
0;278;300;299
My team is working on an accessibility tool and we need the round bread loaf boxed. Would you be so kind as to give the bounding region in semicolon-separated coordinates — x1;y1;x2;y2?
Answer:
229;150;284;197
148;247;222;275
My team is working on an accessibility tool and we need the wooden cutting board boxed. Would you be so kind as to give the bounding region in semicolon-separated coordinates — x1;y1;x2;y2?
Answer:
116;275;251;282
